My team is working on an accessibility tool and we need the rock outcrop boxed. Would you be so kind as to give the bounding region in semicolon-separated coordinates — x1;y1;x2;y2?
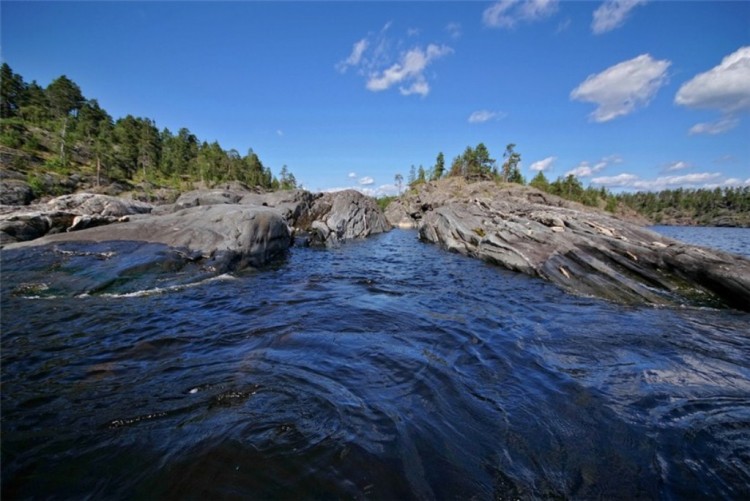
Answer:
295;189;391;246
399;178;750;311
0;193;153;246
5;204;292;272
2;188;391;279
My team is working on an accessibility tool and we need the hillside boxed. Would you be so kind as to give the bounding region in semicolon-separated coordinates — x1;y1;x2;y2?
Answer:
0;63;297;205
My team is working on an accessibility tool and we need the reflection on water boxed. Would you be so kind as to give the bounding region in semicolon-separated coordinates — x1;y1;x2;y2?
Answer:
2;229;750;498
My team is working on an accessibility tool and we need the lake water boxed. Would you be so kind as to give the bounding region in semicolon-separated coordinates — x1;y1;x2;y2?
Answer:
651;225;750;257
2;228;749;499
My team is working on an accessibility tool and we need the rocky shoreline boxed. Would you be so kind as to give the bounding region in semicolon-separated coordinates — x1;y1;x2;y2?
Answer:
2;179;749;311
1;187;390;295
386;178;750;311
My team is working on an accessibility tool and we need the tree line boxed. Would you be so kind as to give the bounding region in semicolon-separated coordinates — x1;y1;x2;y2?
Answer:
399;142;524;191
0;63;297;190
393;141;749;223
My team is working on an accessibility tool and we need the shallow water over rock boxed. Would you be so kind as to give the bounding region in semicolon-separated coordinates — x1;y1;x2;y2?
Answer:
2;229;749;498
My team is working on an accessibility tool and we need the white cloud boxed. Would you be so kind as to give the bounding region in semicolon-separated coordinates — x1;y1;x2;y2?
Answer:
468;109;505;123
676;47;750;135
529;156;556;172
592;0;647;35
359;176;375;186
592;171;724;191
663;161;691;172
348;172;357;179
591;173;640;186
570;54;671;122
365;44;452;97
565;155;620;177
483;0;559;29
566;161;606;177
676;46;750;114
446;22;462;39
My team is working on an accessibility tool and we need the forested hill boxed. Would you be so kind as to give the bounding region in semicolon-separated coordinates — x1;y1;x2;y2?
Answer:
0;63;297;203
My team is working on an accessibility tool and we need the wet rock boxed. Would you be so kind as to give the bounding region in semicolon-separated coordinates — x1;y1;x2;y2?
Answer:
296;190;391;246
406;178;750;310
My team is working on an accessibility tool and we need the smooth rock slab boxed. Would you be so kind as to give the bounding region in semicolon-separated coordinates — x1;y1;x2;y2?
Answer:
409;179;750;310
5;204;292;273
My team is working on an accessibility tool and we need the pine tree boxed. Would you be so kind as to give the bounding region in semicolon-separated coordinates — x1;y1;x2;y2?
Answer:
432;152;445;180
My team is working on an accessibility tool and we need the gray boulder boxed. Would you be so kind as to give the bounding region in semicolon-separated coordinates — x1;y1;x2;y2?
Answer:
296;190;391;246
5;204;291;272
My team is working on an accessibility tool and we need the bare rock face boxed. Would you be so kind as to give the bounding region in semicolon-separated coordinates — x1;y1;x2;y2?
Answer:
295;190;391;246
404;178;750;311
45;193;153;217
0;179;34;206
240;190;320;228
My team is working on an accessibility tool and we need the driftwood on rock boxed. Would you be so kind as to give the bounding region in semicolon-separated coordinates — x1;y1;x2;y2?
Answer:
400;178;750;311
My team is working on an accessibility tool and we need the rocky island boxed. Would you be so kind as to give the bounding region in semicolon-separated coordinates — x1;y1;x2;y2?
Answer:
386;178;750;311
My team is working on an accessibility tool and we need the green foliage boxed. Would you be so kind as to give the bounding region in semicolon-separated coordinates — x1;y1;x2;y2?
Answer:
377;195;397;211
0;118;25;148
501;144;522;183
432;152;445;180
616;186;750;223
0;65;295;191
529;171;550;192
26;173;45;197
442;142;524;184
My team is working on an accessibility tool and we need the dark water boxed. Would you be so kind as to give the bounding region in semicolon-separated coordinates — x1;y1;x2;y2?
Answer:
2;229;750;499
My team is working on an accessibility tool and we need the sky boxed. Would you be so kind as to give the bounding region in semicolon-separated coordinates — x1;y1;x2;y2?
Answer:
2;1;749;196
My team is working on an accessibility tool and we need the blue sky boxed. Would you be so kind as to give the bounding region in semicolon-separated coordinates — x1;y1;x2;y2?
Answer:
2;1;749;195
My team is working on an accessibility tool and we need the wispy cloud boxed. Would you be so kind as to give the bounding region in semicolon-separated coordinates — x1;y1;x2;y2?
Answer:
336;38;369;74
591;0;648;35
529;156;556;172
565;155;621;177
676;46;750;135
359;176;375;186
445;22;462;39
570;54;670;122
365;44;452;97
663;161;691;172
483;0;559;29
468;109;506;123
337;25;453;98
